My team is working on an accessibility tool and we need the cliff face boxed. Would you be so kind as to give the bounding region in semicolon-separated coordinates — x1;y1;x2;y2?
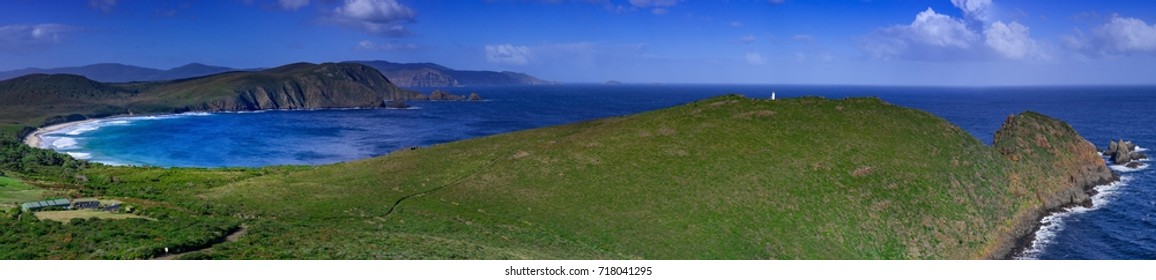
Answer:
170;63;418;111
383;68;462;88
986;111;1116;259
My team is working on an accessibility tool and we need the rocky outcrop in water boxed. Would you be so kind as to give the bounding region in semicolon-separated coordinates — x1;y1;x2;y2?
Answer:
1104;139;1148;165
410;90;481;101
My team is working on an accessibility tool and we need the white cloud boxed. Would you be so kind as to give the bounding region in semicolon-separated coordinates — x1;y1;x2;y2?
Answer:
738;35;756;44
1064;15;1156;56
486;44;534;65
950;0;993;22
730;21;743;28
88;0;118;13
0;24;81;51
356;40;419;51
279;0;309;10
745;52;766;65
1097;16;1156;53
902;8;977;48
326;0;416;36
859;8;978;60
860;4;1048;61
985;21;1045;60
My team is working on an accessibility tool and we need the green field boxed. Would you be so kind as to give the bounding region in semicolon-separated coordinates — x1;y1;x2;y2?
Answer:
0;94;1106;259
0;176;42;204
34;209;152;223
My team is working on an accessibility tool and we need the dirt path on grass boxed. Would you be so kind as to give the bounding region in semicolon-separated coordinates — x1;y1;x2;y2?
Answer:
152;225;248;260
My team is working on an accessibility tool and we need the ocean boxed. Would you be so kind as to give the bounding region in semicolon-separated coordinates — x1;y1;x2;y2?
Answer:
31;84;1155;259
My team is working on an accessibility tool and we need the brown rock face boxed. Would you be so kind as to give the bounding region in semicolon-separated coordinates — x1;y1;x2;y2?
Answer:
989;112;1117;259
171;63;421;111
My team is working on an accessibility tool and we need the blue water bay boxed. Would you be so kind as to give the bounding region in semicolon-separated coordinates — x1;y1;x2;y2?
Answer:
35;84;1156;259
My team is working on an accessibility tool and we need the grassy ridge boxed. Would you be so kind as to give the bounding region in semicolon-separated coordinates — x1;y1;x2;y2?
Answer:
195;95;1026;259
0;62;412;127
0;93;1107;259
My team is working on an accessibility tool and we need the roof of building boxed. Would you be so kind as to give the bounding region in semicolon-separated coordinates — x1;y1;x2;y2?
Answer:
21;198;71;209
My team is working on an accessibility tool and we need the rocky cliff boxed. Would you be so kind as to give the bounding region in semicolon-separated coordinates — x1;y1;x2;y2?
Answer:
987;111;1117;259
165;62;418;111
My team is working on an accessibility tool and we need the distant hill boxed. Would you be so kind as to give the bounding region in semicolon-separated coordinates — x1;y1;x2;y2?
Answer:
1;61;555;87
0;63;238;83
0;62;422;125
350;60;556;87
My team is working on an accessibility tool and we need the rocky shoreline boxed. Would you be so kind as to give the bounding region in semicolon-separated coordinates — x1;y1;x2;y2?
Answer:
1004;170;1118;259
1000;138;1148;259
986;113;1119;259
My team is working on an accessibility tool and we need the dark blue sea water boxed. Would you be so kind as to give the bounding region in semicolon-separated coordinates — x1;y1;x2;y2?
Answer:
33;84;1156;259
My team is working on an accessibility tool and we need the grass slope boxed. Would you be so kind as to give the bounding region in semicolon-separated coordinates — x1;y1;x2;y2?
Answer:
195;95;1026;259
0;176;43;204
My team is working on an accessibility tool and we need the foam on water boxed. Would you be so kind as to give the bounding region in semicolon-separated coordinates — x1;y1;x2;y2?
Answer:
65;125;100;136
65;152;92;160
1017;176;1133;259
1110;163;1149;173
92;160;127;166
52;137;79;149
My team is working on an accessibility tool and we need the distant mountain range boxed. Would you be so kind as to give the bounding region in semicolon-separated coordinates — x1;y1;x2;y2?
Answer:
348;60;555;87
0;61;555;87
0;63;237;83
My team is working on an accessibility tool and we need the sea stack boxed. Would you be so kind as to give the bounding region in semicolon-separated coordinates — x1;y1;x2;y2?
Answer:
1104;139;1148;165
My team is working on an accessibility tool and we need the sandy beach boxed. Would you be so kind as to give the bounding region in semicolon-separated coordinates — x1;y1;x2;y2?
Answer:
22;119;102;149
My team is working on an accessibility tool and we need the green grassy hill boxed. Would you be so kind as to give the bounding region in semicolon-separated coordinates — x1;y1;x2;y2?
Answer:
0;93;1109;259
182;95;1100;259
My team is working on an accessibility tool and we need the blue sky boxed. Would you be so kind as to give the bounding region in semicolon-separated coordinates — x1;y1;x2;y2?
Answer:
3;0;1156;85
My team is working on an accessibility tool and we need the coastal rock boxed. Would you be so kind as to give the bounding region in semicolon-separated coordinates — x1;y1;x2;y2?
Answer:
1126;162;1144;168
419;90;468;101
991;112;1117;259
383;100;410;109
468;92;482;101
1104;139;1147;165
429;90;465;101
